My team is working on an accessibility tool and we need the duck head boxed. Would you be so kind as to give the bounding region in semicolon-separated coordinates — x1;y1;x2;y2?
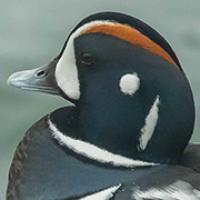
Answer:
8;12;195;165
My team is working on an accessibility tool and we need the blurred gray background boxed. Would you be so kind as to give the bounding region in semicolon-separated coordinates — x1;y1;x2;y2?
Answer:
1;0;200;198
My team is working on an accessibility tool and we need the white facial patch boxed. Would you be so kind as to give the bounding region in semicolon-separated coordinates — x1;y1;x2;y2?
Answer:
119;73;140;96
55;20;120;100
138;95;160;151
80;185;121;200
55;30;80;100
133;181;200;200
48;119;157;168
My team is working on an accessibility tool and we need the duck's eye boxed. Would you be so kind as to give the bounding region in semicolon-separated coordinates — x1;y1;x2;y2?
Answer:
80;53;95;65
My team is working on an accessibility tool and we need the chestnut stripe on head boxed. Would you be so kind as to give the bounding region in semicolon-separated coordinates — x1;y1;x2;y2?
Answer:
82;22;178;68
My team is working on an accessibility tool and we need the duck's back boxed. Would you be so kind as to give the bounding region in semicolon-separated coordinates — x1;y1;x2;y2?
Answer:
181;144;200;173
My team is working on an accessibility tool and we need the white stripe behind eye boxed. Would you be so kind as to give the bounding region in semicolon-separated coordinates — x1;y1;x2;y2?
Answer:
48;120;157;168
80;184;121;200
138;95;160;151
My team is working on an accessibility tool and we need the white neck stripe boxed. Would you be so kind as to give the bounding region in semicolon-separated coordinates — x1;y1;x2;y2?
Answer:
48;120;157;168
80;184;121;200
138;95;160;151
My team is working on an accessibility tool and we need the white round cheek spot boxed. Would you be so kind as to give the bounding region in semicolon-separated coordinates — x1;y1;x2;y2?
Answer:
119;73;140;96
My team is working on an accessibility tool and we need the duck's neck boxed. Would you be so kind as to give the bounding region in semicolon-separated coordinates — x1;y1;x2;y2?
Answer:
48;106;157;168
77;89;154;159
7;108;162;199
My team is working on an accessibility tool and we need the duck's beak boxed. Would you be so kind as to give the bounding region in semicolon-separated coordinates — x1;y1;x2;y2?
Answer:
7;59;59;95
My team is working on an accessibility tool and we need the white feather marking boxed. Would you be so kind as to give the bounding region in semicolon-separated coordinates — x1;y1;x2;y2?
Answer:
133;181;200;200
138;95;160;151
80;184;121;200
55;29;80;100
48;120;157;168
55;20;120;100
119;73;140;96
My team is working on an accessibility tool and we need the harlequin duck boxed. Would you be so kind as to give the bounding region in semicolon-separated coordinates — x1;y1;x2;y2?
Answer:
7;12;200;200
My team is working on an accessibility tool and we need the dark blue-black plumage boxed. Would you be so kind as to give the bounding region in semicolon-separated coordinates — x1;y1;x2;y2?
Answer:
7;108;200;199
7;12;199;200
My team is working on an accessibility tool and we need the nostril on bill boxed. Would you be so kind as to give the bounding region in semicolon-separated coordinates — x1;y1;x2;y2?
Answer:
35;70;46;78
